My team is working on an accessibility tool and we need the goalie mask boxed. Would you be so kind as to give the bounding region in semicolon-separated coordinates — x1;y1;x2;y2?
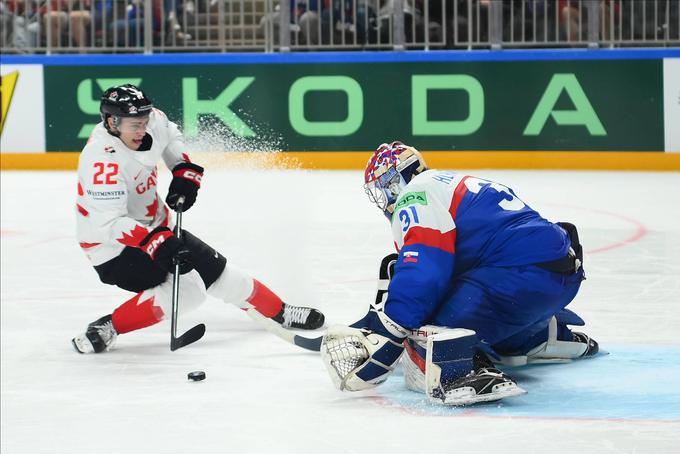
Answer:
364;142;427;220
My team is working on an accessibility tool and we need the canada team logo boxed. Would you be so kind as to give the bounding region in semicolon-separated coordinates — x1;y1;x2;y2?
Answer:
0;71;19;135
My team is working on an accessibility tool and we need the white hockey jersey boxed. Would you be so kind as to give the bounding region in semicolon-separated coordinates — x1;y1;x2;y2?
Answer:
76;109;188;266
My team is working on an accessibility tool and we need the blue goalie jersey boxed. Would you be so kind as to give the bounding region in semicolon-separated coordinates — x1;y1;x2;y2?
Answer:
385;170;572;330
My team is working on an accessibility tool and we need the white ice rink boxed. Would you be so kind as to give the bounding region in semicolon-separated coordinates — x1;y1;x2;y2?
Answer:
2;164;679;454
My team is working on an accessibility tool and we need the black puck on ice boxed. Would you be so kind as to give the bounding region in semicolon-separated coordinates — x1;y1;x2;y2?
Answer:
187;371;206;382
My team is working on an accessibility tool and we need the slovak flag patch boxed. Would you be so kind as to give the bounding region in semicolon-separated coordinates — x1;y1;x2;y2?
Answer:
403;251;419;263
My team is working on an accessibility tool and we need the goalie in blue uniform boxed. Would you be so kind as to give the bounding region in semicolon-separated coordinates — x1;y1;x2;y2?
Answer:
321;141;599;406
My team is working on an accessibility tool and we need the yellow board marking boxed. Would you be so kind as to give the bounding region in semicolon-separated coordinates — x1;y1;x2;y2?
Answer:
1;71;19;135
1;151;679;171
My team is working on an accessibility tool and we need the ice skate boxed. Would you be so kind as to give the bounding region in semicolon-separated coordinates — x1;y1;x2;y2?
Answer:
431;367;527;406
272;304;325;330
72;315;118;354
498;315;601;366
572;332;599;357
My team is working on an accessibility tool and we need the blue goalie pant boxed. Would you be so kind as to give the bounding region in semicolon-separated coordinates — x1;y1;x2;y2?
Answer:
429;264;586;356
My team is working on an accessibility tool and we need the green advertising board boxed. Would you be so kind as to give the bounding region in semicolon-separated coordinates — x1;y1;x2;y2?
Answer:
43;59;664;152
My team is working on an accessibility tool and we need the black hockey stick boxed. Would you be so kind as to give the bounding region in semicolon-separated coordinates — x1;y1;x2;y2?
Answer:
170;197;206;351
245;253;398;353
246;308;322;351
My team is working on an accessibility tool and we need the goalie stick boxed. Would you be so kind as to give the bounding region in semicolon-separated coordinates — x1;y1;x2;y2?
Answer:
170;197;206;351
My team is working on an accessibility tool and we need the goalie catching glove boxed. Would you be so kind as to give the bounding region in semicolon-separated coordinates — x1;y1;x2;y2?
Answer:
320;253;404;391
321;308;408;392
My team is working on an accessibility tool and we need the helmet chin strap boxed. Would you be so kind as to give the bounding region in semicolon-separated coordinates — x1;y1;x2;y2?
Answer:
104;115;122;137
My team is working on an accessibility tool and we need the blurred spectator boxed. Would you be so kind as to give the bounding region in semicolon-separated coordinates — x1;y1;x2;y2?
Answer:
164;0;190;43
1;1;11;46
65;0;113;48
374;0;425;44
110;0;185;46
4;0;41;49
259;0;321;46
321;0;376;45
559;0;616;42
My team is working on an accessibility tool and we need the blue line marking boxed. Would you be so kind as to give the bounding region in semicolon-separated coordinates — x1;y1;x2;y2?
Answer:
378;346;680;420
2;48;679;66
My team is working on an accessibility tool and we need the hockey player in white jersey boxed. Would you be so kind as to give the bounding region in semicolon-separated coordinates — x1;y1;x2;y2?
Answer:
72;84;324;353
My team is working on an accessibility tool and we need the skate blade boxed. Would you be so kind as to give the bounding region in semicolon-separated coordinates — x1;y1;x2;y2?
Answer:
71;335;93;354
440;383;527;406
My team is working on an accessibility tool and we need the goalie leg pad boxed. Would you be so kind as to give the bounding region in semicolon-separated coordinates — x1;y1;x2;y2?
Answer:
402;325;450;393
425;329;526;406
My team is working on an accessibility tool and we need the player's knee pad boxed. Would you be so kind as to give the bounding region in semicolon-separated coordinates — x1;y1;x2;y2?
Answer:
321;325;404;392
206;263;254;307
181;230;227;288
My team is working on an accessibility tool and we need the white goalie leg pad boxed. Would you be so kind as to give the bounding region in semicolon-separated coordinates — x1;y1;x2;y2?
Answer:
154;269;208;315
497;316;588;366
321;325;403;392
402;325;450;393
206;263;254;308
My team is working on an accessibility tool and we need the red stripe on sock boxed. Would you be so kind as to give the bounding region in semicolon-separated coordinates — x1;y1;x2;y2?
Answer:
111;292;164;334
246;279;284;318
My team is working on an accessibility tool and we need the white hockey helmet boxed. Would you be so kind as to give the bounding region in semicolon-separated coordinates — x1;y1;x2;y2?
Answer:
364;141;427;219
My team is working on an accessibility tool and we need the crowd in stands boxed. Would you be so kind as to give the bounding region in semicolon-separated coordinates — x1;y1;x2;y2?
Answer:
1;0;678;51
1;0;189;49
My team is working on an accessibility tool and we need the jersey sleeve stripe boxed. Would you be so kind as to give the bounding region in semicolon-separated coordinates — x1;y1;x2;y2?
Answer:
403;226;456;253
449;175;470;221
79;242;101;249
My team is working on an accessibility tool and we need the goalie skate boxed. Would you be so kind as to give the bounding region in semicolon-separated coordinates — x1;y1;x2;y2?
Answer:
272;304;325;330
429;367;527;406
498;316;601;366
72;315;118;354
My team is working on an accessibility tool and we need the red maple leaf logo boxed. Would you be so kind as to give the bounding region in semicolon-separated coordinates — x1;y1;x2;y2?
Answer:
145;197;159;218
117;224;149;247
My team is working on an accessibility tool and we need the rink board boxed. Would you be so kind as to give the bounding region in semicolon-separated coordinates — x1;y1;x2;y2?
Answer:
2;49;680;163
2;150;680;171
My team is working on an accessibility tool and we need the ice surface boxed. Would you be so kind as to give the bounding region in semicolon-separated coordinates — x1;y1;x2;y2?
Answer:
2;167;679;454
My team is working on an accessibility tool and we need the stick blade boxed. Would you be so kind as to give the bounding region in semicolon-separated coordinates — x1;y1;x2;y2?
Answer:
170;323;206;351
293;334;322;352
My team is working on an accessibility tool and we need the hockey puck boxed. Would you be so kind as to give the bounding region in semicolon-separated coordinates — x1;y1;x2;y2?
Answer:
187;371;206;382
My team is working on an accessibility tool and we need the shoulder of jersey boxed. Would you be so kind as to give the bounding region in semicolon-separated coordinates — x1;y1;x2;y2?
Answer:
406;169;438;190
82;125;118;158
150;108;169;128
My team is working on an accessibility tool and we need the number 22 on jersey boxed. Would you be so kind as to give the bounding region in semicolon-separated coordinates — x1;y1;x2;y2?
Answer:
93;162;119;185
